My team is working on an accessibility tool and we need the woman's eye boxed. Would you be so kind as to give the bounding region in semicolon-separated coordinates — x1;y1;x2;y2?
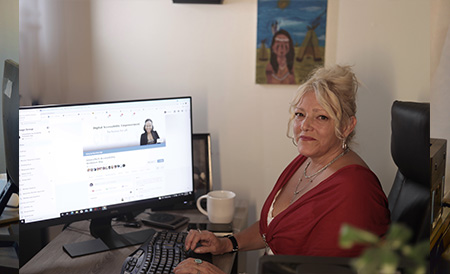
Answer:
318;115;328;120
295;112;305;118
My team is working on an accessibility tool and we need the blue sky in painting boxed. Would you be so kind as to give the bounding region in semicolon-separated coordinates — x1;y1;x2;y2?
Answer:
257;0;328;48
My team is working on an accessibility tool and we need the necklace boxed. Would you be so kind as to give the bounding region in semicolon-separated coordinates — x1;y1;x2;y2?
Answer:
304;148;349;179
271;71;290;81
290;176;308;204
290;148;349;204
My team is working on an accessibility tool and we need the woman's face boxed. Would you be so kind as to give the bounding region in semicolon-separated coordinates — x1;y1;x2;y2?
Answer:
272;34;290;57
293;91;341;159
144;121;153;132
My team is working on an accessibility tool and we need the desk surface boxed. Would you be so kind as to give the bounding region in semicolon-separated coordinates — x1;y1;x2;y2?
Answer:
432;183;450;251
20;200;248;274
432;206;450;250
0;224;18;273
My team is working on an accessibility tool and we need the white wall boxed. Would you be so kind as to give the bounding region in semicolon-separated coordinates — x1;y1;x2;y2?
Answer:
333;0;430;207
20;0;430;272
0;0;19;173
431;0;450;190
19;0;94;106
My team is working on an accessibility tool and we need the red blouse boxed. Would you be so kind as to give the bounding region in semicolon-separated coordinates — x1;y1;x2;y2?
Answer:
259;155;390;257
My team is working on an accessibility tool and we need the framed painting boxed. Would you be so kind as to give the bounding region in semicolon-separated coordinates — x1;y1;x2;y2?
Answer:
256;0;328;85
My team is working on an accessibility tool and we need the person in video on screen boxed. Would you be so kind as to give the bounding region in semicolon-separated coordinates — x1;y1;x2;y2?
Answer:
173;65;391;274
140;119;160;145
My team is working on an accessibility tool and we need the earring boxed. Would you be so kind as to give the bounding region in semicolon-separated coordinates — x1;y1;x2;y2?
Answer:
342;139;348;150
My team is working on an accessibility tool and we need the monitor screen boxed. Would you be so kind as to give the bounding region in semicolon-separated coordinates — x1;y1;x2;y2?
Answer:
19;96;194;255
1;59;19;216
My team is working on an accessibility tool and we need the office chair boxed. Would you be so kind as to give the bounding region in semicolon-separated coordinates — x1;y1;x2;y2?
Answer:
388;100;430;244
257;101;430;274
258;255;356;274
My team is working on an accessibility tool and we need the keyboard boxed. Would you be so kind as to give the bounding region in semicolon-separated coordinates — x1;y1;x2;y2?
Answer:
121;230;212;274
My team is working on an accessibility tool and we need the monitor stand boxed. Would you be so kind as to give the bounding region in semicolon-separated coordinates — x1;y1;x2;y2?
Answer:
62;216;155;258
0;179;18;217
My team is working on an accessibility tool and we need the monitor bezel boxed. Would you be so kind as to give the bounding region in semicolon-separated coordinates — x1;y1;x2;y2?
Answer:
19;96;195;231
1;59;19;217
2;59;19;187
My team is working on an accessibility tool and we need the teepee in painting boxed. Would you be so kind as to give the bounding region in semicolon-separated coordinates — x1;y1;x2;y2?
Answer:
296;24;322;62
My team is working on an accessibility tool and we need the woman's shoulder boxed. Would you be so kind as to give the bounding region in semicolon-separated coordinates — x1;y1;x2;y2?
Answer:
331;163;382;192
328;151;379;183
323;165;385;206
336;164;376;178
341;150;369;168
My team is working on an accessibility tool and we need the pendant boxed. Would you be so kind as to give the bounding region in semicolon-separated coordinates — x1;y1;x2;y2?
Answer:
293;178;303;195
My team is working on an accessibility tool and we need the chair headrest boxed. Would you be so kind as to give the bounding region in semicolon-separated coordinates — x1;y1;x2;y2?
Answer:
391;101;430;186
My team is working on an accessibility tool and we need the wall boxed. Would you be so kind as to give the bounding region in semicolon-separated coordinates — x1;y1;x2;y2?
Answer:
20;0;430;272
0;0;19;173
431;0;450;189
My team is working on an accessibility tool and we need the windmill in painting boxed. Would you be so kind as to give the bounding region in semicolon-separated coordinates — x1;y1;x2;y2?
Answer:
256;0;327;85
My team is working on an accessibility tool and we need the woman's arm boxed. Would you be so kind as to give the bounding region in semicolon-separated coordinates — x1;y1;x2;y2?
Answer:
185;221;265;255
233;221;266;251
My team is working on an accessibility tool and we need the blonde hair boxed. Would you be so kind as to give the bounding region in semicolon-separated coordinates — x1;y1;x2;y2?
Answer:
287;64;359;145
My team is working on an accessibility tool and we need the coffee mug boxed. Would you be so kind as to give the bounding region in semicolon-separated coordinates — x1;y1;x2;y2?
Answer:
196;190;235;224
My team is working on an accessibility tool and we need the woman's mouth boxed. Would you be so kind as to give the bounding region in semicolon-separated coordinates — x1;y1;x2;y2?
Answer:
299;135;315;141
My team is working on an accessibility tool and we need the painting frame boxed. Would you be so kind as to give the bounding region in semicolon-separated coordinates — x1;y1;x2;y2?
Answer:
256;0;328;85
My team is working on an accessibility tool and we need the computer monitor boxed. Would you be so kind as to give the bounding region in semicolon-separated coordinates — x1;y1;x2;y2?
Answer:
0;59;19;216
19;96;194;257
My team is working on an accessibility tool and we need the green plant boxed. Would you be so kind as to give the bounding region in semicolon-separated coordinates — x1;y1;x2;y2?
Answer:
340;223;429;274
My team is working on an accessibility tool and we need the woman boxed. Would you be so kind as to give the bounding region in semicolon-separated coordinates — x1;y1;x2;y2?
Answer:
265;29;296;85
140;119;159;145
174;65;390;274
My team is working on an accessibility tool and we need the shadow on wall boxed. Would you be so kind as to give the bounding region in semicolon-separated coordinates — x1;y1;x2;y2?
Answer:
349;48;396;195
20;0;94;106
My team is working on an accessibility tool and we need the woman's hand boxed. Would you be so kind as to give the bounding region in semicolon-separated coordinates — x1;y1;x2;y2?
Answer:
173;258;224;274
184;229;231;255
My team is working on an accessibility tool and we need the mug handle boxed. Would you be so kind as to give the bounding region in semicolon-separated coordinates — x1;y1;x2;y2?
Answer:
196;194;208;216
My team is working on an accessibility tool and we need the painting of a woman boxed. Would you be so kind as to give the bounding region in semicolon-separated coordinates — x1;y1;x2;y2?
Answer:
265;29;296;84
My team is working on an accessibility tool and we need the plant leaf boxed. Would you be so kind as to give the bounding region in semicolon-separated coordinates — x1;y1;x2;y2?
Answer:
339;223;379;249
385;223;412;250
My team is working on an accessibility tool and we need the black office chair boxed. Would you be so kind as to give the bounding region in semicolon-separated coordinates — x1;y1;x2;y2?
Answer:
257;101;430;274
258;255;356;274
388;100;430;244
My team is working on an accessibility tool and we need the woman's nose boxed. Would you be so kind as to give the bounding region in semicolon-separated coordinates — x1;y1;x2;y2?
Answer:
300;117;312;131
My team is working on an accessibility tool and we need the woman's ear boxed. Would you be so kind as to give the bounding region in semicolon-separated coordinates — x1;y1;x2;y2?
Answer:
343;116;357;137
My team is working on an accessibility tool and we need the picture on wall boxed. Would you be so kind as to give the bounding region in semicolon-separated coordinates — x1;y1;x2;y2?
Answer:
256;0;327;85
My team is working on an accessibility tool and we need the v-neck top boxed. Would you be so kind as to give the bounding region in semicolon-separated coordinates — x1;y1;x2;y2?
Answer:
259;154;390;257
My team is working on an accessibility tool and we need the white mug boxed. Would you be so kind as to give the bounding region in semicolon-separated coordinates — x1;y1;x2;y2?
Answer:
196;190;236;224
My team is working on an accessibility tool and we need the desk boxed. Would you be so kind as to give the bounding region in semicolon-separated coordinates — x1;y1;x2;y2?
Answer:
20;200;248;274
431;191;450;273
0;224;18;274
431;206;450;251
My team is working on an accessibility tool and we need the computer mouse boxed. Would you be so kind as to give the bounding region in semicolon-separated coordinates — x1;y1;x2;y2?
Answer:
185;242;213;263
